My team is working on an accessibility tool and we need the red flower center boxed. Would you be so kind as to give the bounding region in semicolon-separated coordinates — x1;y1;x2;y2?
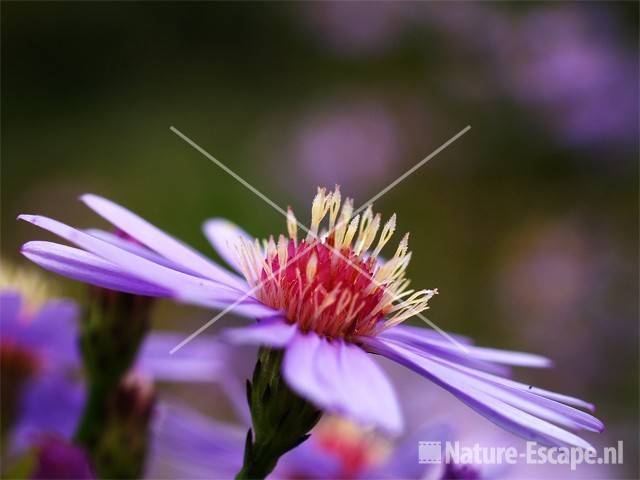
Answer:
258;238;388;339
238;187;437;340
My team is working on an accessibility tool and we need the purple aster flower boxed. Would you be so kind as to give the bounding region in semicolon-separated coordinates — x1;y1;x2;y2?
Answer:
18;188;603;449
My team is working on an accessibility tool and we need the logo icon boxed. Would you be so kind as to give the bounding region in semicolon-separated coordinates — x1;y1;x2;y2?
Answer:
419;441;442;464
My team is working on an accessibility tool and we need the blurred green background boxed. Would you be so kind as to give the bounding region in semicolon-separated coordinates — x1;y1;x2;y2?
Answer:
2;1;638;476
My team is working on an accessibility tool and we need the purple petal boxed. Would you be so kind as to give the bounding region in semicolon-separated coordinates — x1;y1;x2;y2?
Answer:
283;331;403;434
363;337;596;449
387;324;473;345
0;291;79;369
10;376;85;453
85;229;202;277
379;333;594;412
208;299;280;320
461;346;552;368
283;332;332;404
138;332;233;383
22;239;274;320
276;436;344;479
380;325;551;368
18;216;256;309
423;353;603;433
0;290;23;331
372;422;452;479
334;340;403;434
203;218;254;273
22;241;172;297
20;299;80;368
221;316;297;347
148;402;244;479
375;329;511;377
415;345;596;412
80;194;247;290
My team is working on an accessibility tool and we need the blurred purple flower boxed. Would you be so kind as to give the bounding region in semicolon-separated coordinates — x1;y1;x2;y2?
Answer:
0;285;246;480
276;415;444;480
148;397;443;479
414;3;636;152
1;290;84;452
31;436;95;480
497;219;628;392
300;1;417;56
0;290;79;372
288;101;402;199
503;7;638;149
148;402;245;479
18;191;603;448
425;3;637;151
499;223;594;321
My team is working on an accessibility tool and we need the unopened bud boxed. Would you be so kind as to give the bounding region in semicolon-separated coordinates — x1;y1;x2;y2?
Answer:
92;372;156;479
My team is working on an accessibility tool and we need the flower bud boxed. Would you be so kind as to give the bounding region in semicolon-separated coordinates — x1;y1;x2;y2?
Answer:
92;373;156;479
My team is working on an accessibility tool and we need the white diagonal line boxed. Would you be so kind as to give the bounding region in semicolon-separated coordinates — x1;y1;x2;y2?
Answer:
169;212;367;354
170;126;469;351
169;312;229;354
170;125;471;353
170;126;289;219
352;125;471;217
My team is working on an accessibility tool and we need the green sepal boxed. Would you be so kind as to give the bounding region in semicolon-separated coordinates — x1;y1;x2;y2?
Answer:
235;348;322;479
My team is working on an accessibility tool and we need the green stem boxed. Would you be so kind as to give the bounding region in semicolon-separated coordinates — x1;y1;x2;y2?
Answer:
236;348;322;480
235;431;280;480
74;381;108;450
73;290;153;478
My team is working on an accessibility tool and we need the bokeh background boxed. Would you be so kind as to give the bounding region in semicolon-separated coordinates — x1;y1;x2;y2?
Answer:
2;1;638;478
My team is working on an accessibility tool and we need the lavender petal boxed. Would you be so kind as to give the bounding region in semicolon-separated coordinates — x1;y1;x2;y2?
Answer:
137;332;235;383
80;194;247;290
381;325;551;368
85;228;203;277
221;316;297;347
363;336;596;449
20;298;80;367
21;241;172;297
18;216;247;304
203;218;255;273
422;353;603;433
148;402;244;479
0;290;22;330
283;331;403;434
10;376;85;453
411;342;597;411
